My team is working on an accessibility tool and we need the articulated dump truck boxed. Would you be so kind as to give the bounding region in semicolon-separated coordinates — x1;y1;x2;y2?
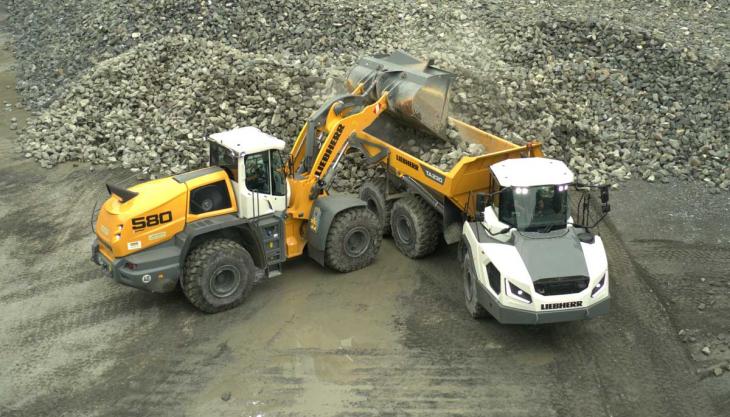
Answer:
346;52;612;324
93;51;611;323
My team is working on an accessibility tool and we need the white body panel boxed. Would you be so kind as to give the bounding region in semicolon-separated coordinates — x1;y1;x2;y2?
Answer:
209;126;286;156
462;220;609;318
491;157;574;187
210;127;288;219
236;157;287;219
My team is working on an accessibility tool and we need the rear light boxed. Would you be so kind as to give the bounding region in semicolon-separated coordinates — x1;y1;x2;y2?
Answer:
124;262;139;270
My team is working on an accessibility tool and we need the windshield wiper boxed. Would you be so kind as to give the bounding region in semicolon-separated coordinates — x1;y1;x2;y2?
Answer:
541;224;554;233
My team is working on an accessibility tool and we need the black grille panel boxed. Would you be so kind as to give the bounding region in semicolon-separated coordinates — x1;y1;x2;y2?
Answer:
534;276;589;296
486;263;501;294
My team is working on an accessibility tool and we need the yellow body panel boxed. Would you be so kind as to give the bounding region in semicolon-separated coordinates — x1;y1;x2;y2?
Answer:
95;169;238;259
286;94;390;221
353;118;543;219
96;177;187;258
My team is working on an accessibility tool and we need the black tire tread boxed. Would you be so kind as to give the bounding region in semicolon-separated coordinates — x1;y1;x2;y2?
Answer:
359;177;394;236
390;195;440;258
325;207;383;273
181;238;254;313
463;252;488;319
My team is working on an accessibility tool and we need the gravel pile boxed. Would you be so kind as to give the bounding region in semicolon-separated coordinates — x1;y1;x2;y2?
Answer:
8;0;399;109
19;36;333;176
8;1;729;192
440;19;729;190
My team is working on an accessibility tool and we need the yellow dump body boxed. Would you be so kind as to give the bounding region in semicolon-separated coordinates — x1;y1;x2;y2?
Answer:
354;117;543;218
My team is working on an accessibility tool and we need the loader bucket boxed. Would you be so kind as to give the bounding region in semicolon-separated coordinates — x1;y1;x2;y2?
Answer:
346;50;455;137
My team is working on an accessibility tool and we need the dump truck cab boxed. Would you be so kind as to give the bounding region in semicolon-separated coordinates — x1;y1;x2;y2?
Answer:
459;157;610;324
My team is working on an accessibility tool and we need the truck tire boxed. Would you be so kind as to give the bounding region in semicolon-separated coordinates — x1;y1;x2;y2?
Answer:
463;252;488;319
325;207;382;272
359;178;393;236
181;238;255;313
390;195;440;258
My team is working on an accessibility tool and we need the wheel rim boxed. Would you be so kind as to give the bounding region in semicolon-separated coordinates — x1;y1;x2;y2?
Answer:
343;227;370;258
464;268;475;303
209;266;240;298
395;214;413;245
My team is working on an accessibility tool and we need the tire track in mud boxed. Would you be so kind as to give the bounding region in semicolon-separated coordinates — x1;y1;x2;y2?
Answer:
7;287;182;347
545;219;720;417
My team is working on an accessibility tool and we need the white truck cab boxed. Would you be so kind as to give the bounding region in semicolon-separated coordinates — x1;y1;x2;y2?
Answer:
460;157;610;324
208;127;290;218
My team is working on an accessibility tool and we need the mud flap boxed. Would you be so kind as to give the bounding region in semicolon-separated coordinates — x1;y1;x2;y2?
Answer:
306;195;367;266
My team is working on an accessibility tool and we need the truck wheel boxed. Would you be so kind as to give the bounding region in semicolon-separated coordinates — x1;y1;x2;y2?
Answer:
359;178;394;236
325;207;382;272
390;195;440;258
182;239;255;313
463;252;488;319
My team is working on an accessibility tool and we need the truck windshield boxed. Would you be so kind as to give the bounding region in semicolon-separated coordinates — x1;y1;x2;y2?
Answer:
498;185;569;232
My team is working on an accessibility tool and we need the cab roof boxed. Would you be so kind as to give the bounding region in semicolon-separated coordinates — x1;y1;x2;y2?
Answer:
491;157;574;187
208;126;286;156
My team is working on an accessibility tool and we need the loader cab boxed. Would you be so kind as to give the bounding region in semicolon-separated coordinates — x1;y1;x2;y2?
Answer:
482;158;575;234
208;127;289;219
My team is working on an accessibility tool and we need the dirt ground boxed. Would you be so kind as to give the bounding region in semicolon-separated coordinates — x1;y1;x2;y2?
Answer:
0;9;728;417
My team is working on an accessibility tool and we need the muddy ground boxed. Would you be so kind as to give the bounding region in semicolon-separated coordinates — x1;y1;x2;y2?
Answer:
0;8;728;417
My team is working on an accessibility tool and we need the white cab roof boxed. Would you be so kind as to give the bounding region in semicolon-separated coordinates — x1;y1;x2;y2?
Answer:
491;157;574;187
209;126;286;156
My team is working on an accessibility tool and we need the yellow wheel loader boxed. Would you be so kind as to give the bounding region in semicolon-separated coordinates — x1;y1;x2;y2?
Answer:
92;51;456;313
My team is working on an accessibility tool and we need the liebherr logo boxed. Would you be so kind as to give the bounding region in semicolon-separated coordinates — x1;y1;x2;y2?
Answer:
541;301;583;310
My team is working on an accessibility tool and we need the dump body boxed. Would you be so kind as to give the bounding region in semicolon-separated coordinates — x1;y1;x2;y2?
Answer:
353;117;543;219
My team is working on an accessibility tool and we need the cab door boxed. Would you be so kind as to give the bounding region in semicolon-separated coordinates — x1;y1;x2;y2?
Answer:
238;150;288;219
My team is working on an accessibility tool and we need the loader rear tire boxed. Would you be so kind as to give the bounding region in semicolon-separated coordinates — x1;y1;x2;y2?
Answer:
182;239;255;313
390;195;440;258
359;178;393;236
463;252;488;319
325;207;382;273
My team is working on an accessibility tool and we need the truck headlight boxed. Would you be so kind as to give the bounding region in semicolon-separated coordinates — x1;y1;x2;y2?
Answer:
591;272;608;298
507;280;532;303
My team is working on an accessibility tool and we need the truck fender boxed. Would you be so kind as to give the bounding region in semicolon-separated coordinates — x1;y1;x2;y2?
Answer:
175;214;267;273
306;195;367;266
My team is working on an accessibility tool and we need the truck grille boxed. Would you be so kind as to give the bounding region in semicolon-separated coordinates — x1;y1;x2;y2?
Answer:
534;276;589;296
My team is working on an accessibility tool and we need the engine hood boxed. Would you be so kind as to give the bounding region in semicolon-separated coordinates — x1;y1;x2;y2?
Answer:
96;177;187;258
512;230;589;281
104;178;186;215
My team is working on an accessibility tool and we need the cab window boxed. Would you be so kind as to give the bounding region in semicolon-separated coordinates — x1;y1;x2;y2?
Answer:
190;181;232;214
244;152;271;194
271;150;286;196
210;142;238;179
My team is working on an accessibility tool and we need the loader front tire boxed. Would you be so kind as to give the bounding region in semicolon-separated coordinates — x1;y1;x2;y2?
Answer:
390;195;440;258
325;207;382;273
182;239;255;313
463;252;488;319
359;178;393;236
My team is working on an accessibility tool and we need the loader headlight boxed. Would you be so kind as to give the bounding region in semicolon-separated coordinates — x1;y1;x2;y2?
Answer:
591;272;608;298
507;280;532;303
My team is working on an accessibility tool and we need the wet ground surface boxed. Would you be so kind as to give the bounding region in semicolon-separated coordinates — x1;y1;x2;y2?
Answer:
1;10;728;417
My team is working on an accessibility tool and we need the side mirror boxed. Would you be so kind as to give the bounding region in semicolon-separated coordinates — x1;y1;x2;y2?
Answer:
600;186;609;204
600;186;610;213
